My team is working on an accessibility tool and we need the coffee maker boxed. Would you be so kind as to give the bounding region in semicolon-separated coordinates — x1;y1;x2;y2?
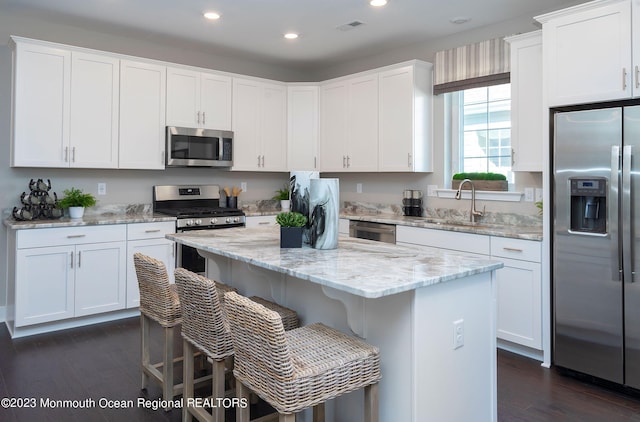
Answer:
403;190;423;217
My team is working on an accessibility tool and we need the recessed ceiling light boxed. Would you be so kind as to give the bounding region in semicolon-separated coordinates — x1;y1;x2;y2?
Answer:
203;11;221;20
370;0;388;6
284;33;299;40
450;16;471;24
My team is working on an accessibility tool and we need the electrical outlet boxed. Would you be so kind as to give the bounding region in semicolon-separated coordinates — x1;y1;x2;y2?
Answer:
356;183;363;193
427;185;438;197
453;319;464;349
241;182;247;192
98;183;106;196
535;188;543;202
524;187;534;202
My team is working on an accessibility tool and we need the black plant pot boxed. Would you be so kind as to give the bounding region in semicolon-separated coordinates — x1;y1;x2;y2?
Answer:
280;227;303;248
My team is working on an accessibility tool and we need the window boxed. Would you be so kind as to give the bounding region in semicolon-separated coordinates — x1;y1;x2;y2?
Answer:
451;83;512;183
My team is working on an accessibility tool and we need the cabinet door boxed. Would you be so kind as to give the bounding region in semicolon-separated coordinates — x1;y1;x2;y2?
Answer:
232;78;262;170
288;85;319;171
347;74;378;171
166;67;200;127
12;42;71;167
126;238;175;308
70;52;119;168
543;1;632;106
495;258;542;349
319;81;348;171
74;242;127;317
379;66;414;171
201;72;232;130
119;60;166;169
15;245;75;326
508;32;543;172
261;83;288;171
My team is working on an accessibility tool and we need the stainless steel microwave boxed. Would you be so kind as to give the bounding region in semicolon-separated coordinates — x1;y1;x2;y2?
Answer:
166;126;233;167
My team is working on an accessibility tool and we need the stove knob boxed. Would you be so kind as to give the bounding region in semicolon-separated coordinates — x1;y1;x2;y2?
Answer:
195;219;202;226
225;217;232;224
210;218;218;225
185;219;193;227
234;217;240;223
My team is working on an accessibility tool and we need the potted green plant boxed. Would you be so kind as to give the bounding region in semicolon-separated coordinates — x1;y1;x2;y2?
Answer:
273;184;290;211
57;187;97;219
452;172;508;191
275;211;307;248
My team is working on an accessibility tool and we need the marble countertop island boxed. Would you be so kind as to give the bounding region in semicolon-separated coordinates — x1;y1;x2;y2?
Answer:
166;226;503;298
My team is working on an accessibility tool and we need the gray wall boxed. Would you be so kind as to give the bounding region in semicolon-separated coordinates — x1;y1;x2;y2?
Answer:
0;8;545;310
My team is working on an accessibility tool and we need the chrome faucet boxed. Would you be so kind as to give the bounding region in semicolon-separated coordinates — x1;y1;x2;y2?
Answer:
455;179;484;223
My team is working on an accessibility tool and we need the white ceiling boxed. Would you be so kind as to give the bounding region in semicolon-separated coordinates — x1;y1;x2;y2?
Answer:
2;0;589;68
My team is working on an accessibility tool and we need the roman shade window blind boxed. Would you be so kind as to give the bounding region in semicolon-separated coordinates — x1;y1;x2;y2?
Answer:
433;38;510;95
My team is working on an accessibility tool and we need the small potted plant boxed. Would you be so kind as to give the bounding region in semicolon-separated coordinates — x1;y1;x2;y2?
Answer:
273;184;291;212
275;211;307;248
57;187;97;219
452;172;508;191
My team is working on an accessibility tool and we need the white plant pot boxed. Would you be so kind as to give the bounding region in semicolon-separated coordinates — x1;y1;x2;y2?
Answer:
68;206;85;219
280;199;291;212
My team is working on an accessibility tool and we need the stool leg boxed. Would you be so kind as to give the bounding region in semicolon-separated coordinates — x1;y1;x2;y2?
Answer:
364;382;379;422
162;326;175;409
280;414;296;422
140;314;149;390
313;403;325;422
236;380;250;422
213;359;226;422
183;339;195;422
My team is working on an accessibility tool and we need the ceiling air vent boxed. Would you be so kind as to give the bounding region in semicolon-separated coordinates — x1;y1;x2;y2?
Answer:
337;21;365;32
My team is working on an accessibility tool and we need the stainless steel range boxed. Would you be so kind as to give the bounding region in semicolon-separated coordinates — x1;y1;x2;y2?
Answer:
153;184;245;274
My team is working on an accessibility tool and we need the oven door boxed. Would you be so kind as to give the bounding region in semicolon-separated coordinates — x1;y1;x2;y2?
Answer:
166;126;233;167
177;242;206;275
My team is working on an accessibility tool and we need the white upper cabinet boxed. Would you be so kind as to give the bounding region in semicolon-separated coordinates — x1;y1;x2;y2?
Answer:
506;31;543;172
287;85;319;171
320;74;379;172
232;77;287;171
166;67;232;130
11;38;121;169
11;40;71;167
378;62;432;172
69;52;120;168
537;0;633;106
119;60;166;169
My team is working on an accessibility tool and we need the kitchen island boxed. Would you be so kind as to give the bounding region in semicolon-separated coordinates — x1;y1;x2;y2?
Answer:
167;227;503;422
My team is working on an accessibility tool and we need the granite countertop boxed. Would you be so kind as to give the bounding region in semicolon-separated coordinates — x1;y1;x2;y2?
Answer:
341;213;543;241
3;213;175;230
166;227;504;299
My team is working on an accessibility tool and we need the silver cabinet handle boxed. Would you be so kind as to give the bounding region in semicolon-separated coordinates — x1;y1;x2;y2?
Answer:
145;229;161;233
66;234;86;238
257;155;261;167
258;221;270;225
347;155;351;168
202;111;206;125
161;150;165;165
70;251;74;268
408;152;412;167
343;156;346;168
636;65;639;89
623;67;628;91
72;147;76;162
511;148;515;166
314;156;317;169
64;147;69;162
502;247;523;253
78;251;81;268
261;155;265;167
197;111;201;124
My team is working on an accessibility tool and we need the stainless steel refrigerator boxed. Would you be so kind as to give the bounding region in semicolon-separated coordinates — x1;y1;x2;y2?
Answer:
553;105;640;387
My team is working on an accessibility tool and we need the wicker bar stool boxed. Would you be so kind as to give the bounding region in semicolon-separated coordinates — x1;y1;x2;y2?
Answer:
133;252;183;408
224;291;381;422
174;268;236;422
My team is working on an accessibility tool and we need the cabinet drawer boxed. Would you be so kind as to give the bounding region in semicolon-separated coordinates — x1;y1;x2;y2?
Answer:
127;221;175;240
245;215;277;228
396;225;490;255
17;225;127;249
490;237;541;262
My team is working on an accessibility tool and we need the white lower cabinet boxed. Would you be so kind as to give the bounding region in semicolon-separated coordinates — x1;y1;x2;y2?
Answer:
245;215;277;227
14;225;127;327
126;222;176;308
396;225;542;353
491;237;542;350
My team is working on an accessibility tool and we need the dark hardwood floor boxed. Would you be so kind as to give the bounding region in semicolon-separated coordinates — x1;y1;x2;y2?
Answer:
2;317;640;421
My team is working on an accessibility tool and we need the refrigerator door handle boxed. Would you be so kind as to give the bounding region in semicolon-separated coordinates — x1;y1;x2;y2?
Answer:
612;145;622;282
623;145;633;282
